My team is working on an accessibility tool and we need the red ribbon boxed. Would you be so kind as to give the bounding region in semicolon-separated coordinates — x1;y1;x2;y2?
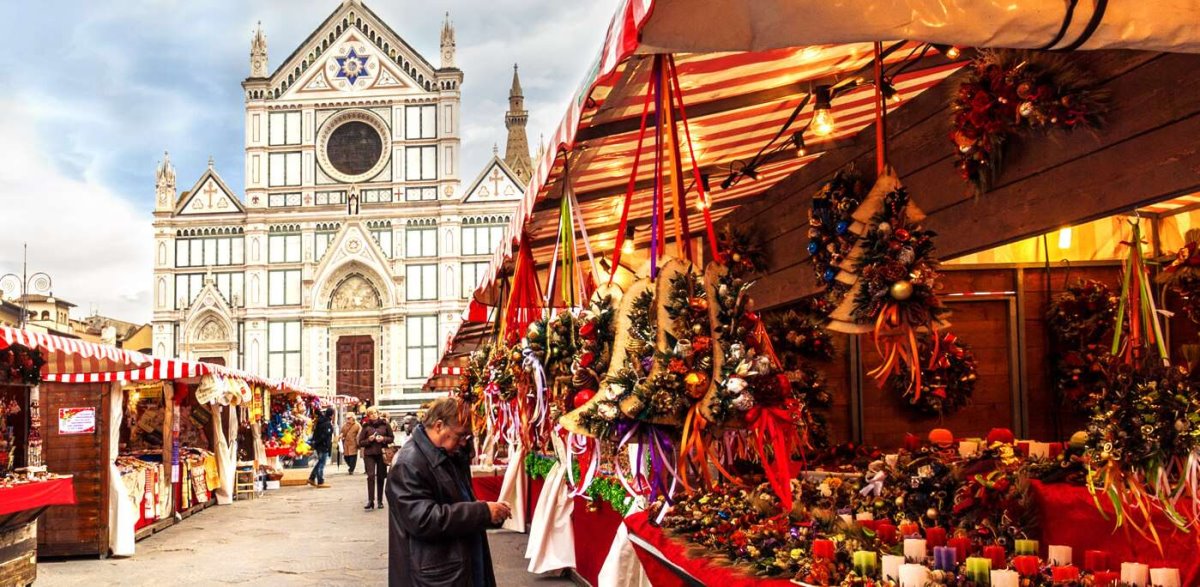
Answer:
746;403;801;512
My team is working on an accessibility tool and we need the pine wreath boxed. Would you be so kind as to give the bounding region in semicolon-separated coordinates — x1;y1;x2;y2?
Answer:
1046;279;1120;413
887;332;977;417
1157;235;1200;323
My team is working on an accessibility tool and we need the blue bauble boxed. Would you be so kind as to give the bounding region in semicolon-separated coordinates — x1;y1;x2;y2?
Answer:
823;268;838;282
807;241;820;255
835;220;850;235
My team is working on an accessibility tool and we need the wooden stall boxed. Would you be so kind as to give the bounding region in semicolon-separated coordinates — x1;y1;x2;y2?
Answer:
35;382;107;558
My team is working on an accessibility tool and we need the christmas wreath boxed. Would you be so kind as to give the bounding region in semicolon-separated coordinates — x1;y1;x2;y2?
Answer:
1157;235;1200;323
1046;279;1120;414
887;333;977;417
950;49;1105;192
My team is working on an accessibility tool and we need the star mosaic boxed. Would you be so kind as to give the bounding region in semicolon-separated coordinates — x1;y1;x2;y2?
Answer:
335;48;370;84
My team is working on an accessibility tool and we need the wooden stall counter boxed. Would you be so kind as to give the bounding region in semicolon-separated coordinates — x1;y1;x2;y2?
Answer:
0;476;76;586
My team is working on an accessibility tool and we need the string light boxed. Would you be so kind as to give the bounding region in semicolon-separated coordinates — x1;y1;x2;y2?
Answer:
622;226;636;255
811;85;836;137
932;44;962;59
879;78;901;104
791;132;808;157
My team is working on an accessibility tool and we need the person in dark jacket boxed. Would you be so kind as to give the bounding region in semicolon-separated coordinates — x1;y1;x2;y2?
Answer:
387;396;510;587
308;405;335;488
358;407;395;509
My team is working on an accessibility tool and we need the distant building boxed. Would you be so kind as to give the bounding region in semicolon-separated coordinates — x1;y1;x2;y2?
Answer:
150;2;528;411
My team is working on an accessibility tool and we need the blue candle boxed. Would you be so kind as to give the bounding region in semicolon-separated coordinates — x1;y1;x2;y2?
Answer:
934;546;957;571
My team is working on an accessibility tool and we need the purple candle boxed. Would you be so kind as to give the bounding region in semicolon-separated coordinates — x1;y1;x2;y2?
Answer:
934;546;957;571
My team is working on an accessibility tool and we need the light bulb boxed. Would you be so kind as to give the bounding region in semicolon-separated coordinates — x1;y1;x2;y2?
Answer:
1057;227;1072;250
945;46;961;59
796;146;808;158
622;239;635;256
812;108;836;137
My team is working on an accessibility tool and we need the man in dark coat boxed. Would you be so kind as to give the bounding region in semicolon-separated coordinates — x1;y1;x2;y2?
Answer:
308;405;334;487
387;396;510;587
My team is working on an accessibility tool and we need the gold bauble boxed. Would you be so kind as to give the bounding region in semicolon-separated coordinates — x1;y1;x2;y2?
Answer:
890;280;915;301
684;372;709;398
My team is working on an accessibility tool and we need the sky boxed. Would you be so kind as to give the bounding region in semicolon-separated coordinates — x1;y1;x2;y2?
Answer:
0;0;621;323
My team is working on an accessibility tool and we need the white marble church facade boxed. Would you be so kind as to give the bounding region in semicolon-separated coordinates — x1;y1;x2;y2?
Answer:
150;1;529;411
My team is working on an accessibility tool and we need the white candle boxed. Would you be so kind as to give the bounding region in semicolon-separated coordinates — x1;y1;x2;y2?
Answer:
898;563;930;587
1122;562;1150;587
1150;567;1181;587
882;554;905;582
1029;441;1051;459
839;513;854;525
1047;544;1072;566
991;569;1019;587
957;440;979;458
856;511;874;522
903;538;927;562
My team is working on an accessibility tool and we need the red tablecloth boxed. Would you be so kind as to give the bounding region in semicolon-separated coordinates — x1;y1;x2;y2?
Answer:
1031;480;1198;585
626;510;793;587
570;497;625;586
472;475;504;502
0;477;76;516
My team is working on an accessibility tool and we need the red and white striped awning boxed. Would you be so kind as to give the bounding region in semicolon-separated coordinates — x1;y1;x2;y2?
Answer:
0;325;152;376
42;356;211;384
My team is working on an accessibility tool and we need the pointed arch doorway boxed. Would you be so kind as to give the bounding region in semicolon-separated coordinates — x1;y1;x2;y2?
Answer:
325;271;384;405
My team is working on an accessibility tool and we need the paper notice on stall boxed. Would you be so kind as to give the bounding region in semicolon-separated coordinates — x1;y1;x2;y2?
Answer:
58;407;97;434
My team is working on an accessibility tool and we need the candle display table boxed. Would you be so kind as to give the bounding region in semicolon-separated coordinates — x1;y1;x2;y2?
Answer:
0;476;76;586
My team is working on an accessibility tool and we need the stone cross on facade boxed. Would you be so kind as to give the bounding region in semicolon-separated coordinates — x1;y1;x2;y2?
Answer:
488;168;504;198
204;182;218;207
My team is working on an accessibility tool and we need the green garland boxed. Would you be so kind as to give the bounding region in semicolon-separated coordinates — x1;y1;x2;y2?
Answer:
523;452;634;515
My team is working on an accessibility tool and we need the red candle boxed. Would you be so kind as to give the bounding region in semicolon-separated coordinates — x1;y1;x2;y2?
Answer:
983;545;1006;570
925;526;947;547
1013;555;1040;577
859;519;877;531
1083;550;1108;572
1051;565;1079;583
947;536;971;562
1092;570;1120;586
812;539;835;560
899;521;919;537
875;522;897;544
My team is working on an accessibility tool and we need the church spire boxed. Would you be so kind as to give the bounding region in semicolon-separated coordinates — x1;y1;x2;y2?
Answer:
155;151;177;211
504;64;532;183
250;21;268;78
440;12;456;69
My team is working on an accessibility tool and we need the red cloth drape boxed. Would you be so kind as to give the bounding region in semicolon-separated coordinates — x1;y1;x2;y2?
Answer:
626;510;795;586
570;496;625;586
0;476;76;516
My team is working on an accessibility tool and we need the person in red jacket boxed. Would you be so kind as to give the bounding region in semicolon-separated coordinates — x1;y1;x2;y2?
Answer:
357;407;394;509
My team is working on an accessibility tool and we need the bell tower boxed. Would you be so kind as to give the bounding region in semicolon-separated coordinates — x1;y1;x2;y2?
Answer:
154;151;176;213
504;64;532;183
440;12;456;69
250;22;268;78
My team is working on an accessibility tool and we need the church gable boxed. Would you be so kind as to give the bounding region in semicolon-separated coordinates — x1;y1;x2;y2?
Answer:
176;167;245;216
268;2;439;99
311;221;397;308
463;157;525;204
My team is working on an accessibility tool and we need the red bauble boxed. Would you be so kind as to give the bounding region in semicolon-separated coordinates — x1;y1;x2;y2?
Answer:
573;389;596;408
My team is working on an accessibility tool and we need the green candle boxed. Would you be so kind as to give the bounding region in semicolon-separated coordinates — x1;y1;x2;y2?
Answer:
853;550;878;577
966;557;993;584
1014;539;1038;556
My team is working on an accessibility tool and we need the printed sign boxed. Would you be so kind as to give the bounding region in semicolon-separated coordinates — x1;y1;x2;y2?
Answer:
57;407;96;435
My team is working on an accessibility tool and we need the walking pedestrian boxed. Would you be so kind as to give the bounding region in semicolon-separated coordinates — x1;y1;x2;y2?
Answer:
339;412;362;474
308;405;334;488
387;396;509;587
358;407;394;509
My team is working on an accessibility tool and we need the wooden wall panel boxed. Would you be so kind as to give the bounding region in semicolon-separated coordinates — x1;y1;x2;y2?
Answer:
37;382;108;558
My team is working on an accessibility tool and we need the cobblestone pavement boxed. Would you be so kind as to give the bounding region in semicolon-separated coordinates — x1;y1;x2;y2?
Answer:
37;468;575;586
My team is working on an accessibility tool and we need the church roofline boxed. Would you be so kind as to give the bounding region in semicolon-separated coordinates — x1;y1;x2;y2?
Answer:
174;165;246;215
255;1;438;87
462;155;526;203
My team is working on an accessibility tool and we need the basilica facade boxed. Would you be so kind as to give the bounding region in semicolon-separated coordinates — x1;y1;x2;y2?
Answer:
150;0;530;411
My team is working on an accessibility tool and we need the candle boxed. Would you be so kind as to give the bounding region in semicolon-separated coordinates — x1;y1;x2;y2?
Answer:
876;521;898;544
882;554;905;582
899;521;919;537
958;439;980;458
1121;562;1149;587
898;563;931;587
1029;441;1051;459
1083;550;1109;572
966;557;992;584
1012;555;1040;577
1051;565;1079;583
1014;539;1038;556
925;526;947;547
856;511;874;522
812;539;835;560
947;536;971;561
991;569;1019;587
933;546;956;571
839;513;854;525
903;538;927;563
983;545;1006;570
1149;568;1181;587
1092;570;1120;586
1047;544;1072;566
853;550;878;577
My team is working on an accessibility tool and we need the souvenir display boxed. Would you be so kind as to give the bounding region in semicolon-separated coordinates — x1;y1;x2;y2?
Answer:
886;332;978;417
1046;280;1120;414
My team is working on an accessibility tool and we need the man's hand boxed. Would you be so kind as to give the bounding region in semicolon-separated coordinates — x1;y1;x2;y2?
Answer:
486;501;512;524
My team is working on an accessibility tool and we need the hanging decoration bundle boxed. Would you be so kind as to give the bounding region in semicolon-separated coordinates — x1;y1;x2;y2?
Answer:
1157;229;1200;324
825;169;949;398
807;168;868;311
766;305;835;450
950;49;1105;192
886;332;977;417
1046;279;1120;413
0;344;45;385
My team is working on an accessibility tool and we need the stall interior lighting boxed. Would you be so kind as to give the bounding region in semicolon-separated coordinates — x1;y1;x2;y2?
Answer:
811;85;836;137
791;132;808;157
1057;227;1073;250
622;226;636;255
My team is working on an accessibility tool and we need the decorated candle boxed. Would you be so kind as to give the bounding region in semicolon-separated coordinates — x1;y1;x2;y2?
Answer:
853;550;878;577
924;526;947;547
1012;555;1039;577
1051;565;1079;583
1047;544;1072;566
903;538;927;562
933;546;956;571
1083;550;1109;572
1028;441;1051;459
875;521;898;544
1092;570;1120;586
839;513;854;525
1149;567;1181;587
899;521;919;537
966;556;992;584
882;554;905;582
856;511;874;522
1121;562;1149;587
958;439;980;458
947;536;971;561
1014;539;1038;556
812;539;835;561
991;569;1019;587
983;545;1006;570
898;563;931;587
